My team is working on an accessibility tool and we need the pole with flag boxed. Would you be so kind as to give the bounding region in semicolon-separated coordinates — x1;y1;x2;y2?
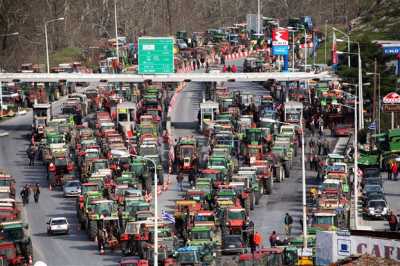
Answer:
161;210;175;224
332;31;338;71
368;120;377;131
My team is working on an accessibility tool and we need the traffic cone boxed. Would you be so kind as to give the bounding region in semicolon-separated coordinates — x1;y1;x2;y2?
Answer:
100;246;104;255
49;184;52;191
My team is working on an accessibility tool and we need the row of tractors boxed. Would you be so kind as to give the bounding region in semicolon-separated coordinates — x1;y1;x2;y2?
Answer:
0;171;33;265
165;84;312;265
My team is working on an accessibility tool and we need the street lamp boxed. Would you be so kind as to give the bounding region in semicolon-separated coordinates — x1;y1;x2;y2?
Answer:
336;41;364;129
287;27;298;72
262;117;307;248
333;89;359;229
366;72;381;133
45;17;64;73
0;32;19;37
332;27;351;68
133;155;158;265
0;32;19;118
114;0;119;62
257;0;261;35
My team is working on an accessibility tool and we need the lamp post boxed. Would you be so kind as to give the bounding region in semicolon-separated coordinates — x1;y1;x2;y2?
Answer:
263;117;307;248
45;17;64;73
257;0;261;35
334;89;359;229
114;0;119;62
332;27;351;68
336;41;363;129
133;156;158;264
0;32;19;118
324;20;328;65
366;72;381;133
287;27;299;72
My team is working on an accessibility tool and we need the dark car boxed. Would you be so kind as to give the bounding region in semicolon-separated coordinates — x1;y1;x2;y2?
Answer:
362;191;385;207
222;234;245;255
362;184;383;196
363;177;383;188
363;167;380;178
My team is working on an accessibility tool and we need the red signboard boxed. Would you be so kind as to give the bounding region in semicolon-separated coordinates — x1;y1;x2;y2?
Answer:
383;92;400;104
272;28;289;46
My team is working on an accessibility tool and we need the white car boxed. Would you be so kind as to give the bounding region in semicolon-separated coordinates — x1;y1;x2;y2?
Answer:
47;217;69;235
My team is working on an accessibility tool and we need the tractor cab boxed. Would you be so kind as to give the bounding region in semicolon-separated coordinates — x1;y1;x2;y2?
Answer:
224;208;247;234
117;102;137;142
200;101;219;133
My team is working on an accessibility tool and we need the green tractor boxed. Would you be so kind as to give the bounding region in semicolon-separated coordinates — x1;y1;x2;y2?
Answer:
0;221;33;265
84;199;118;240
188;226;220;248
77;191;103;230
174;245;216;266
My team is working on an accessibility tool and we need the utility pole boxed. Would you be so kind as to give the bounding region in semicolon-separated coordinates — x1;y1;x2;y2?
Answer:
324;20;328;65
373;58;377;123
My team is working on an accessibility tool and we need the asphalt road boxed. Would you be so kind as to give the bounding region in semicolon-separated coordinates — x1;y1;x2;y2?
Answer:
357;174;400;231
165;77;328;249
0;86;120;266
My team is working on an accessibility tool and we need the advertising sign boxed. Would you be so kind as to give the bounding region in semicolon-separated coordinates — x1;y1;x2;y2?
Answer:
272;28;289;56
383;92;400;113
383;92;400;104
351;236;400;262
138;37;174;74
272;28;289;46
272;45;289;55
384;47;400;54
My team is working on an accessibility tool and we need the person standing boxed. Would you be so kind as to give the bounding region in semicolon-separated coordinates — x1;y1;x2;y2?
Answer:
26;145;34;166
221;54;225;65
231;64;237;73
97;228;106;254
20;187;27;205
392;162;398;181
177;173;184;191
269;231;277;247
284;213;293;236
33;183;40;203
388;211;398;231
388;161;393;180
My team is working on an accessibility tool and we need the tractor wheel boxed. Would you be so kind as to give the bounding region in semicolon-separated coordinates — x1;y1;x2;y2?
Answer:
88;220;97;241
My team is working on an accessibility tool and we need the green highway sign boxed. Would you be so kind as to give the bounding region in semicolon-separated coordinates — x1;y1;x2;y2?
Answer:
138;37;174;74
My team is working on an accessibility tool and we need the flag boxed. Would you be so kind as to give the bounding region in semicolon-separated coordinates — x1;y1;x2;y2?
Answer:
332;31;338;65
162;210;175;224
368;121;376;130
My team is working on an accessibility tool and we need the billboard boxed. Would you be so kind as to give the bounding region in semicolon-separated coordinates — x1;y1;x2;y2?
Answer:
383;47;400;54
383;92;400;113
138;37;174;74
272;28;289;56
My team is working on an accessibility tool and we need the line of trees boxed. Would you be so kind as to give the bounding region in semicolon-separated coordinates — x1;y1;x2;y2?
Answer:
0;0;364;70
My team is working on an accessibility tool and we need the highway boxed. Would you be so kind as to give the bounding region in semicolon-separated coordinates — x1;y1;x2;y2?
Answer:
0;88;120;266
163;75;323;247
0;78;396;266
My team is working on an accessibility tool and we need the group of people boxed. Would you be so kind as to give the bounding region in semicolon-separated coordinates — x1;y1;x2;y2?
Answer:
222;64;238;73
20;183;40;205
